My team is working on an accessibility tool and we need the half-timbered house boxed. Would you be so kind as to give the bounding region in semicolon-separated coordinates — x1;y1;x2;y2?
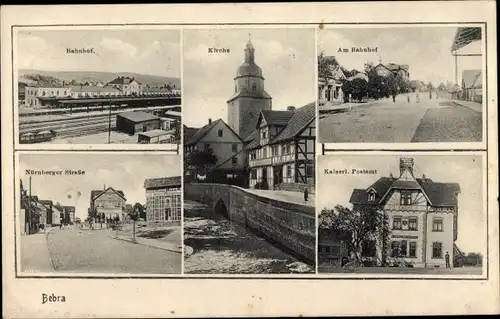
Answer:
245;102;316;191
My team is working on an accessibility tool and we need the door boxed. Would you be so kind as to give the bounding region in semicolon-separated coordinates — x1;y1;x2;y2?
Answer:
273;165;283;186
262;168;268;188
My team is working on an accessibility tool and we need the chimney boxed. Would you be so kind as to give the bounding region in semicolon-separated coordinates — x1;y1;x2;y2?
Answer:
104;184;106;190
422;174;426;181
287;106;296;112
389;173;393;179
399;157;414;177
208;118;212;125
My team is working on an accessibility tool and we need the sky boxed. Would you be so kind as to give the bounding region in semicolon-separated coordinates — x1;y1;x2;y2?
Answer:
317;155;485;254
183;28;316;128
318;27;483;86
16;29;181;77
19;153;180;220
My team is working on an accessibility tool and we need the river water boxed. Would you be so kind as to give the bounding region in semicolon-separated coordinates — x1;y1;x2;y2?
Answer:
184;200;313;274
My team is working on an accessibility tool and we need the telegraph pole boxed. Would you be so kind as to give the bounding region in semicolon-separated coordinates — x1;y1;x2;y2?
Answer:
107;98;112;144
28;176;32;235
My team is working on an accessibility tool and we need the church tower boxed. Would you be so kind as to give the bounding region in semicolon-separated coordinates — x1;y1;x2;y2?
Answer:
227;38;272;140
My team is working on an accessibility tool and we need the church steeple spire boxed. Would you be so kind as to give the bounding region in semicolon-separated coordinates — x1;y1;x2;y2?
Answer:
244;34;255;64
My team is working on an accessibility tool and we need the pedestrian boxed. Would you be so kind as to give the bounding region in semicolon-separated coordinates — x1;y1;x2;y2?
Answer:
407;94;410;103
303;187;309;202
416;93;420;103
445;251;451;270
392;94;396;103
59;223;62;230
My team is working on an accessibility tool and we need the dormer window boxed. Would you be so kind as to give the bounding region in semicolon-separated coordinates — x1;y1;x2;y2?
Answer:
368;192;375;202
252;82;257;91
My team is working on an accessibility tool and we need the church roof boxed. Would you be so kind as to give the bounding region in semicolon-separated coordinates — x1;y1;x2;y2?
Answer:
226;89;272;103
236;63;263;78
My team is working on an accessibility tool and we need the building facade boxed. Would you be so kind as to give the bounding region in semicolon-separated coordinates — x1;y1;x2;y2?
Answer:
184;118;246;183
246;102;316;191
90;187;127;221
106;76;143;95
461;69;482;102
144;176;181;222
349;158;460;268
318;65;346;106
25;86;70;107
227;40;272;140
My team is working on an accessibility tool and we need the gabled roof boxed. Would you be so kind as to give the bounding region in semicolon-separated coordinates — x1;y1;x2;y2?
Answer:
271;102;315;144
245;102;316;150
183;125;199;143
117;111;159;123
259;110;294;127
107;76;141;85
185;119;243;146
462;70;482;88
91;187;126;202
144;176;181;189
350;176;461;207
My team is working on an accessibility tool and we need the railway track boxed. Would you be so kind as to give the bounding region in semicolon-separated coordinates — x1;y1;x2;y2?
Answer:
19;116;117;134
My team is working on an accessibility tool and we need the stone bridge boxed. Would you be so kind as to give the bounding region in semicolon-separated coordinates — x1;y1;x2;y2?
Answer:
184;183;316;265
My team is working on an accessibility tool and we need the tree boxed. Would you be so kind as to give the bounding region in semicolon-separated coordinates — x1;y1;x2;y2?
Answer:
130;202;143;221
318;205;389;263
318;51;339;79
186;149;218;172
342;78;368;102
395;72;410;93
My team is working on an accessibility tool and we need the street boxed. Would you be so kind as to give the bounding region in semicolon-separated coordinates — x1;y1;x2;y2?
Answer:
318;265;483;275
319;96;482;143
22;226;181;274
184;200;313;274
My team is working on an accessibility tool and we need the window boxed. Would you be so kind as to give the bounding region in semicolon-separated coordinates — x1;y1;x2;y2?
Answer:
287;144;291;154
262;130;267;139
204;143;210;151
409;217;418;230
250;169;257;179
281;144;287;155
263;148;267;158
391;241;400;257
306;165;314;178
231;157;238;165
432;242;443;258
232;143;238;152
218;129;223;137
252;82;257;91
432;218;443;232
409;242;417;257
400;240;408;256
368;192;375;202
286;165;292;177
393;217;402;230
400;191;412;205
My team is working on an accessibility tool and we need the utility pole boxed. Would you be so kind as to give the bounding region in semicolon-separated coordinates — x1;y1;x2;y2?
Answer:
28;176;32;235
107;99;112;144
